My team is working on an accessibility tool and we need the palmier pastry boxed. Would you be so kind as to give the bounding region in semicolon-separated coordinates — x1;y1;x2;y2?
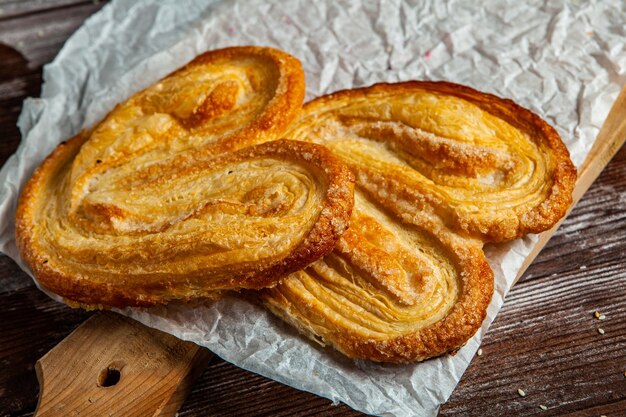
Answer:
261;81;576;362
15;46;355;308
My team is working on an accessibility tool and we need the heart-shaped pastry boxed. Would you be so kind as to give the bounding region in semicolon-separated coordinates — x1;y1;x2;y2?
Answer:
15;47;355;308
261;81;576;362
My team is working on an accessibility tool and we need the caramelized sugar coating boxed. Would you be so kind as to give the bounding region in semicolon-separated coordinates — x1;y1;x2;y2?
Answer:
283;82;577;242
15;47;355;308
261;81;576;362
262;190;493;362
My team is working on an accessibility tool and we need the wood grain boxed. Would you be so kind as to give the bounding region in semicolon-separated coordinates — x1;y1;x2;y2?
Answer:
1;284;92;415
34;312;211;417
0;1;624;416
0;0;102;20
0;0;106;169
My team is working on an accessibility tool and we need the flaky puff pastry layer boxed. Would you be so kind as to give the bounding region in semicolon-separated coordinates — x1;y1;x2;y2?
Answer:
15;47;355;308
261;81;576;362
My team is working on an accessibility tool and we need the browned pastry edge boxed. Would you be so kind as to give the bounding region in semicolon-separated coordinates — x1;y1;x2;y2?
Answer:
15;137;354;308
262;219;494;363
337;251;493;363
301;81;578;243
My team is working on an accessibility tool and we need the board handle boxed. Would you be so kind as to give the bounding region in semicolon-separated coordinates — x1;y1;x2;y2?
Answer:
34;311;211;417
514;84;626;284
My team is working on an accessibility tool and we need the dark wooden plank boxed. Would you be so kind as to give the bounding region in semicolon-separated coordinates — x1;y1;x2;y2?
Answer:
0;44;42;167
0;0;96;21
0;2;107;68
0;2;109;166
0;280;92;415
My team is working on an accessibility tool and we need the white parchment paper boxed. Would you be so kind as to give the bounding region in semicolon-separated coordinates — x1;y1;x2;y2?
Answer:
1;1;625;416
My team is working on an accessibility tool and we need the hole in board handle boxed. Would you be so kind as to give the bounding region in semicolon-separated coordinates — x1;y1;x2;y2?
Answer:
98;364;122;387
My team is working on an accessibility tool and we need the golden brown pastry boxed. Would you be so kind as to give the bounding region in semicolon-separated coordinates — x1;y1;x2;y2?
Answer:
15;46;355;308
262;190;493;363
261;81;577;362
281;82;577;242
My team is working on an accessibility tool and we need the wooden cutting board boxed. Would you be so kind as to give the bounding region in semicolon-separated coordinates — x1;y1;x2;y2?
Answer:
34;85;626;417
34;312;212;417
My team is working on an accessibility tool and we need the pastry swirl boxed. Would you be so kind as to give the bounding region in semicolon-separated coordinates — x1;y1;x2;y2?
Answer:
15;47;355;307
261;81;576;362
263;190;493;362
281;82;576;242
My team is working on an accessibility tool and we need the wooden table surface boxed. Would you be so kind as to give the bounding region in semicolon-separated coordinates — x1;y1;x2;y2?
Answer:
1;1;624;416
